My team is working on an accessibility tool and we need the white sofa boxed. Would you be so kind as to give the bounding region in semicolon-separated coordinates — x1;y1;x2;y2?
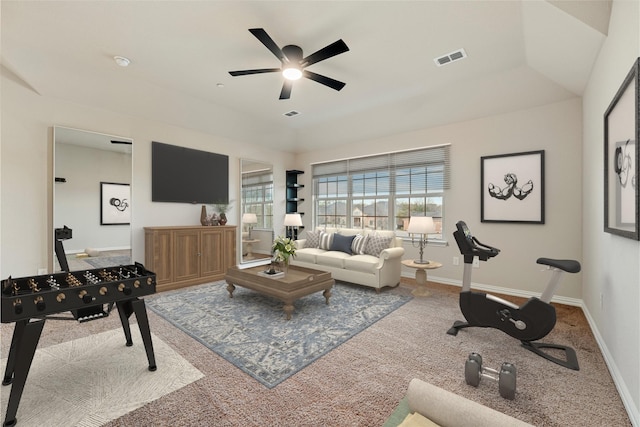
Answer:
292;227;405;291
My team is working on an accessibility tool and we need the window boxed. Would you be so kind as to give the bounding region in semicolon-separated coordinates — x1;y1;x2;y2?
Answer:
242;171;274;229
312;144;450;240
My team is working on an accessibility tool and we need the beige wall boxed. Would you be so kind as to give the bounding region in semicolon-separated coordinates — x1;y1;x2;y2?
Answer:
297;97;583;302
582;0;639;422
0;76;296;277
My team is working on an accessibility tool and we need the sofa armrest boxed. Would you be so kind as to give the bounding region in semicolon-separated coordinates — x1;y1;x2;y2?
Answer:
294;239;306;250
379;247;405;260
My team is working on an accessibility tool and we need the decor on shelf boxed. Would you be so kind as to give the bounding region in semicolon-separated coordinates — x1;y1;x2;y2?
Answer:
272;235;296;273
407;216;435;264
242;213;258;238
199;205;218;226
100;182;131;225
214;200;233;226
604;57;639;240
284;213;303;240
481;150;545;224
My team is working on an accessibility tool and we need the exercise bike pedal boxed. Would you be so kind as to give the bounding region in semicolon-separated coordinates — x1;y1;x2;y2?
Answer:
464;353;517;400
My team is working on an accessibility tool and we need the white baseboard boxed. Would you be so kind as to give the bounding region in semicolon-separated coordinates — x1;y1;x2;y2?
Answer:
580;303;639;427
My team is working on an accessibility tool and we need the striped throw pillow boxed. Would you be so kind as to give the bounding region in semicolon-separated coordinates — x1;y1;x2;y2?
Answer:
319;232;334;250
351;234;368;255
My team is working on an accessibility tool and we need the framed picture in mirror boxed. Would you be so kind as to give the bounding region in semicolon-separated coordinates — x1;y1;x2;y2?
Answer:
100;182;131;225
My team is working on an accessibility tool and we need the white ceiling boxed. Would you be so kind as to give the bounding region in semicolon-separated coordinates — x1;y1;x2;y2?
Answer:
1;1;611;153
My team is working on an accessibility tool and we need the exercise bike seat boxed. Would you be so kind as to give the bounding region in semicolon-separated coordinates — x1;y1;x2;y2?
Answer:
536;258;581;273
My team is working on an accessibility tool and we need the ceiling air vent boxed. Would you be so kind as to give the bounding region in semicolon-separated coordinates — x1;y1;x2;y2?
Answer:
283;110;300;117
434;48;467;67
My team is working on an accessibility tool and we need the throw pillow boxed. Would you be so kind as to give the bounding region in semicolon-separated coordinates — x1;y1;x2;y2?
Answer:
304;230;320;248
351;234;368;255
363;233;394;257
319;232;334;250
330;233;356;255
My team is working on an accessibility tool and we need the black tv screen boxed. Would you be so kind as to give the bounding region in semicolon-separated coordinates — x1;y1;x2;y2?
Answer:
152;141;229;204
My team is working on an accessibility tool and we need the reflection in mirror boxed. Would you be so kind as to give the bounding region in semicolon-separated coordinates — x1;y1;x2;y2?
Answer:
240;159;274;264
53;127;133;272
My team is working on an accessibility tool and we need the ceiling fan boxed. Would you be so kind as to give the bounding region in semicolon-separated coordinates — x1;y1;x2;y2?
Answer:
229;28;349;100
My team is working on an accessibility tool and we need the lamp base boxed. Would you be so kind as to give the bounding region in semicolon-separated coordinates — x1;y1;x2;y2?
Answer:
413;259;431;265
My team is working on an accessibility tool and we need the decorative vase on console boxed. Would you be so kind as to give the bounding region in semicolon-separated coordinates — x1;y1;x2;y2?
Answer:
200;205;208;226
219;213;228;226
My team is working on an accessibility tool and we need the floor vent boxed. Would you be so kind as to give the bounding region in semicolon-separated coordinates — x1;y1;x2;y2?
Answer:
283;110;300;117
434;48;467;67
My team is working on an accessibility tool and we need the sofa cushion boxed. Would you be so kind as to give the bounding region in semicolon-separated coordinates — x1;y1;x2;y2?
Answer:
295;248;325;263
319;232;334;250
304;230;321;248
351;234;368;255
316;251;351;268
330;233;356;254
344;254;379;273
364;233;394;257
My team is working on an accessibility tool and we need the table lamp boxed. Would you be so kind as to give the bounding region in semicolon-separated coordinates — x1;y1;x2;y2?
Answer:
284;213;303;240
407;216;435;264
242;213;258;238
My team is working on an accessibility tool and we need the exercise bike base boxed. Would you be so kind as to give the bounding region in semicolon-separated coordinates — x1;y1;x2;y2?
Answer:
521;341;579;371
447;320;467;336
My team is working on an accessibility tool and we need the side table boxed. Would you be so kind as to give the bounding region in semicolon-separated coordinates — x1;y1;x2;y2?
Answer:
402;259;442;297
242;239;260;259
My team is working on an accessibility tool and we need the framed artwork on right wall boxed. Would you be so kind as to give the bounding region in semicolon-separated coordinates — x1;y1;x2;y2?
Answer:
604;57;639;241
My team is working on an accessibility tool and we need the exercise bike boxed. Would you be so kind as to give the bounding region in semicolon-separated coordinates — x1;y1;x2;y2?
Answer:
447;221;581;370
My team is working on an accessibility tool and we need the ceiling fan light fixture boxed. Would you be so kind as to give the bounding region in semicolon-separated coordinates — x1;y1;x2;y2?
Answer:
282;66;302;80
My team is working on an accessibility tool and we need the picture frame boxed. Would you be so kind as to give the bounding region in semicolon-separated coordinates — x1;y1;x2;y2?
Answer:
100;182;131;225
481;150;545;224
604;57;639;241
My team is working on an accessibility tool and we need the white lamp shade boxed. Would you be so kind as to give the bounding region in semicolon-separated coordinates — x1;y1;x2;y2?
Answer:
283;213;303;227
407;216;435;234
242;213;257;224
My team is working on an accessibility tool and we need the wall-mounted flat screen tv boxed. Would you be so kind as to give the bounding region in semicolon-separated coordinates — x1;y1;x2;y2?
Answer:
152;141;228;204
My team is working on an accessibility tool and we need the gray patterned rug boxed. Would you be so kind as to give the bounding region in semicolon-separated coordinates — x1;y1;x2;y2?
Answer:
85;255;132;269
146;281;411;388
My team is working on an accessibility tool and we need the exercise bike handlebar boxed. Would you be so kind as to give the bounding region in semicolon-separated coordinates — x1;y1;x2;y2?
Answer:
453;221;500;262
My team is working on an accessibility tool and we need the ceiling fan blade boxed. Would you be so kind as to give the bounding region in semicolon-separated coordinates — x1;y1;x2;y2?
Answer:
229;68;281;76
249;28;287;62
302;39;349;67
279;80;293;100
111;140;132;145
303;70;346;91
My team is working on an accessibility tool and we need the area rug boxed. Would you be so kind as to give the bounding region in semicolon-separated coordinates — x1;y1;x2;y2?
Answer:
0;328;203;427
146;281;412;388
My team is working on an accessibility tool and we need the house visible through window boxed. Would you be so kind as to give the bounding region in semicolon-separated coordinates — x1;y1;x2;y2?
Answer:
312;144;450;240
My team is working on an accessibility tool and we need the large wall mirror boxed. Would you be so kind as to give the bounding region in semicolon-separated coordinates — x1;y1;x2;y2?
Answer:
53;126;133;272
240;159;274;264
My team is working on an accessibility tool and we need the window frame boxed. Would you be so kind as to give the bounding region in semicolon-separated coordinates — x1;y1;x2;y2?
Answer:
311;144;450;242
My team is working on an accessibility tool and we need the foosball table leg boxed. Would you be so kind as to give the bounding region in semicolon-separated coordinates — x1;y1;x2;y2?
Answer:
116;298;157;371
2;318;45;427
131;298;157;371
116;299;135;346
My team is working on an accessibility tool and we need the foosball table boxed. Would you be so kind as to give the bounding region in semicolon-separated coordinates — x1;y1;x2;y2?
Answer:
1;263;157;427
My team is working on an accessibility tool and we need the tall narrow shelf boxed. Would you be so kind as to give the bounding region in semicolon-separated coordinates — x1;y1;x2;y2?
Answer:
286;169;304;240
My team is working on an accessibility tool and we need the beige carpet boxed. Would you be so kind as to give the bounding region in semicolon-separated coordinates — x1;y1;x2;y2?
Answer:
1;282;631;426
0;327;203;427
